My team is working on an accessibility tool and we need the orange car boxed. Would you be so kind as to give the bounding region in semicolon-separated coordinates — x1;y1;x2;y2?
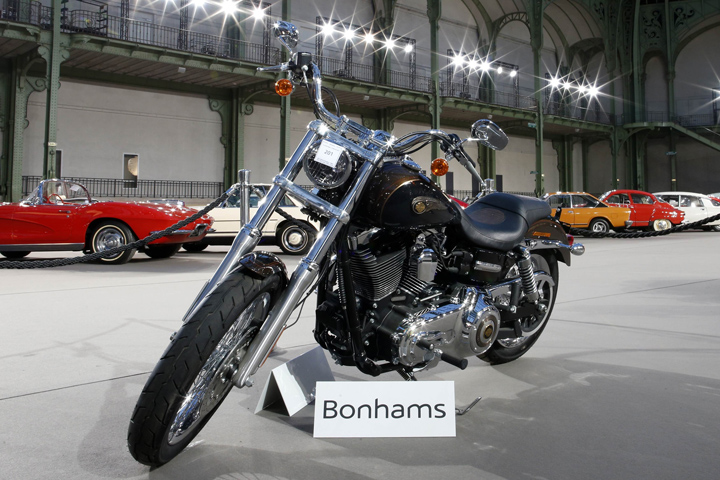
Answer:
541;192;632;233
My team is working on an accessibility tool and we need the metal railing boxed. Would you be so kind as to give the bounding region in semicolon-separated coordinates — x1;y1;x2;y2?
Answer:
0;0;50;27
440;81;537;110
22;176;223;199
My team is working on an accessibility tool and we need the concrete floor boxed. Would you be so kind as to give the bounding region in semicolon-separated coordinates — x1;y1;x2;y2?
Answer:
2;232;720;480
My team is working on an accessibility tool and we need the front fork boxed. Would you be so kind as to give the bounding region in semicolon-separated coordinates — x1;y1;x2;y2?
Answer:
181;122;383;389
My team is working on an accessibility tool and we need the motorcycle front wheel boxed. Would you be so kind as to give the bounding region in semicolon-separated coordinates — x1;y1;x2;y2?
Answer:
127;270;283;467
479;252;558;365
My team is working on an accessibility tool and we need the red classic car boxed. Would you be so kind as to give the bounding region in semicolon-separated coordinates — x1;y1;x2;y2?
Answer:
599;189;684;231
0;179;213;264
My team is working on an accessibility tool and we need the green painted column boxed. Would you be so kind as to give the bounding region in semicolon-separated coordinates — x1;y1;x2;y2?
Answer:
42;0;69;180
427;0;442;163
209;97;233;187
669;130;677;191
552;139;564;191
610;130;619;189
527;0;545;197
581;139;590;192
0;71;11;201
8;55;47;201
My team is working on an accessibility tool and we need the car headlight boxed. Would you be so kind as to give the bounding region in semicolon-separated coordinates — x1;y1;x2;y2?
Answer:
303;140;353;189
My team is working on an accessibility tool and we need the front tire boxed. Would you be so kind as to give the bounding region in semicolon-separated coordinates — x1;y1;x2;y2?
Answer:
479;252;558;365
89;220;137;264
127;270;283;467
1;251;30;259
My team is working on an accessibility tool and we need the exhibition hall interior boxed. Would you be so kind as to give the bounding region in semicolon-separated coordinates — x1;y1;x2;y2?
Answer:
1;1;720;479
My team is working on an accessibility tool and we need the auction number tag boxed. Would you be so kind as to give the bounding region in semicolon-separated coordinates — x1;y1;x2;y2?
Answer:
315;140;344;169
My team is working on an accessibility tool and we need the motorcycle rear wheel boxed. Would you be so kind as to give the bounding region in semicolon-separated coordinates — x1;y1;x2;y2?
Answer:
127;270;283;467
479;252;558;365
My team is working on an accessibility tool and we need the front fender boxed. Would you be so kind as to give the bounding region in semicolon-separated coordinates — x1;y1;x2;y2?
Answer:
237;251;289;288
525;217;572;266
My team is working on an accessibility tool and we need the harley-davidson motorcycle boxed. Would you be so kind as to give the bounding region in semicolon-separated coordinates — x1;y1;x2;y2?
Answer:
128;22;585;466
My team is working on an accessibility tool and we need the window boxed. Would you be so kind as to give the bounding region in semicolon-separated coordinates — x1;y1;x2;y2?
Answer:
607;193;629;204
631;193;654;204
658;194;679;207
124;154;139;189
572;194;599;208
547;195;570;208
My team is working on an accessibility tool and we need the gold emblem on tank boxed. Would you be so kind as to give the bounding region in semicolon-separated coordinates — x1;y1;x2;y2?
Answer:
413;201;427;214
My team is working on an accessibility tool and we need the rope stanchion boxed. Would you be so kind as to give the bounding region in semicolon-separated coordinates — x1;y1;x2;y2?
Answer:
569;212;720;238
0;187;237;269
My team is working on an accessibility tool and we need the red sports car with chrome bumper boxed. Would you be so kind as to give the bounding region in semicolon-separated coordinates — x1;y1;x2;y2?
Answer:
0;179;213;264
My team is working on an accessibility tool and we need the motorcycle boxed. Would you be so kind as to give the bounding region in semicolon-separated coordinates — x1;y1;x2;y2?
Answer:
127;21;585;467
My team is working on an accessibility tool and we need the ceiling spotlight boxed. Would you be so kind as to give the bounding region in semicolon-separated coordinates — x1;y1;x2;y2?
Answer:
384;38;396;50
342;28;356;42
190;0;205;6
404;43;414;53
509;69;517;78
480;61;491;72
363;32;375;44
578;84;588;94
250;6;265;21
219;0;238;15
452;54;465;67
496;66;503;74
549;76;561;88
587;85;600;97
321;23;335;37
562;80;571;89
468;59;479;70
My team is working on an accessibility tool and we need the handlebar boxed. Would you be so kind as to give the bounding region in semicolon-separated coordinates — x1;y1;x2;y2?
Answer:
257;58;486;186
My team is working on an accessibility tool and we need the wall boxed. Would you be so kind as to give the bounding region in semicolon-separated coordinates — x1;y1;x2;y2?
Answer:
24;80;224;182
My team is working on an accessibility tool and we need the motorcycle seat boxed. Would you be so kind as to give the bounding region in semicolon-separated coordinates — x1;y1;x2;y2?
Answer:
457;193;551;251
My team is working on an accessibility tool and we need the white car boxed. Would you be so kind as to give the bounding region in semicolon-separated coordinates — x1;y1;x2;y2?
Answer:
653;191;720;232
184;185;319;254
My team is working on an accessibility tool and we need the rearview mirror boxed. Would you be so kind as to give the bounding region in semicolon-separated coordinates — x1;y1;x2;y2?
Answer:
471;119;508;151
274;21;299;54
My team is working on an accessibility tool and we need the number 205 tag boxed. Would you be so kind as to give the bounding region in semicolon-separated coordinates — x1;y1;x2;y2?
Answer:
315;140;344;168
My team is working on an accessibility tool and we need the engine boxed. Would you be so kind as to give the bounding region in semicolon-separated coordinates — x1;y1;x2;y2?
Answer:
342;229;502;369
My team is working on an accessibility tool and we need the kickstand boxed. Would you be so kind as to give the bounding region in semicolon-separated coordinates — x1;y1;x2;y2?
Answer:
398;369;417;381
455;396;482;415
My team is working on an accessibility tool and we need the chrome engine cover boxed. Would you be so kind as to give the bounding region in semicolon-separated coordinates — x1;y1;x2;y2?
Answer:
395;287;501;367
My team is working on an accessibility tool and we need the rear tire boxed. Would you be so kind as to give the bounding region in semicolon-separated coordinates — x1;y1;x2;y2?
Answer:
650;219;672;231
1;251;30;259
589;218;610;233
127;270;284;467
277;221;315;255
479;253;558;365
89;220;136;264
144;244;181;259
182;242;208;252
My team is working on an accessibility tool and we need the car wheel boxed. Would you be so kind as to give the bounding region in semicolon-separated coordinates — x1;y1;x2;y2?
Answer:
589;218;610;233
1;251;30;259
144;244;182;259
651;219;672;231
183;242;208;253
277;221;315;255
89;220;137;265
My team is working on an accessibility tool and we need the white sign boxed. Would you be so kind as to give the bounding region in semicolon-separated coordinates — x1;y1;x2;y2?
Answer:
313;381;455;438
314;140;344;168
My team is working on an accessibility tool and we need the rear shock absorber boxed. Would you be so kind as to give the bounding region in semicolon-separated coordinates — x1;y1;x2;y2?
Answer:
516;246;539;303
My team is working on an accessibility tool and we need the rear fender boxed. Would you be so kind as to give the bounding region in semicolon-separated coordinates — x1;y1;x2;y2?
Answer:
525;217;572;266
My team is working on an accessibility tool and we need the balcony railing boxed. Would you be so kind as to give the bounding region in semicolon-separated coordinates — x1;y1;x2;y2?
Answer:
0;0;51;27
441;81;537;110
22;176;223;199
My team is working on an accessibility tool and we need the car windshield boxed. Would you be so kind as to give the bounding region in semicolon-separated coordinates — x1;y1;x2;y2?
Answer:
604;193;629;204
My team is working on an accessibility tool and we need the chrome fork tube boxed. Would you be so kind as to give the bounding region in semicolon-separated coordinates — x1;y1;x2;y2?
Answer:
182;129;319;322
234;155;382;387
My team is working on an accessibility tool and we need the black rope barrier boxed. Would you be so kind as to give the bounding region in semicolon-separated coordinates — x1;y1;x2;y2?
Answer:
569;212;720;238
0;189;234;269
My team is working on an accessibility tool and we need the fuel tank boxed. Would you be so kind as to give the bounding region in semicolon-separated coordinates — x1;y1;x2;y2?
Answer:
356;160;461;229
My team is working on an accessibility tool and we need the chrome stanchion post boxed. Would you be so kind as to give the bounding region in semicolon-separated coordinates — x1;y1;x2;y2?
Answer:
238;169;251;226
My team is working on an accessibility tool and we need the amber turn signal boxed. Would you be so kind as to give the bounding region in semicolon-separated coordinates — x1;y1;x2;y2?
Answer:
275;79;294;96
431;158;449;176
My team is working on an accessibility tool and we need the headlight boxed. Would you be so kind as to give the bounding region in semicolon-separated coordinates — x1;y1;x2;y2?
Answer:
303;140;353;189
